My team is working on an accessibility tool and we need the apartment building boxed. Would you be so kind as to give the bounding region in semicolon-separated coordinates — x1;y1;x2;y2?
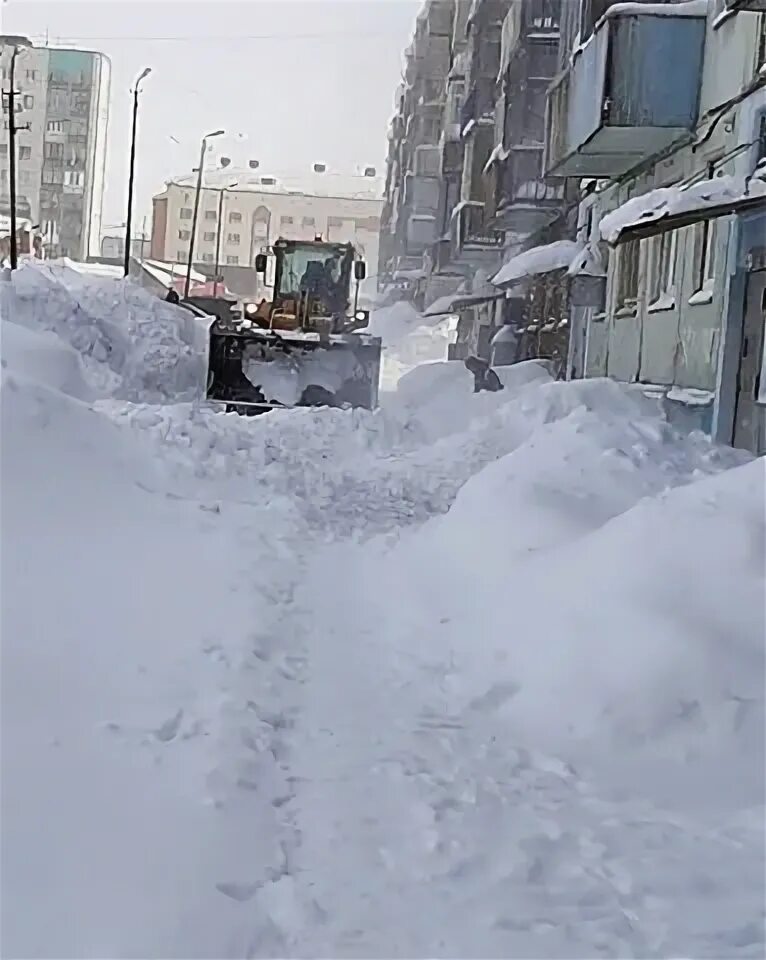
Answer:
381;0;575;364
542;0;766;454
0;39;110;260
151;166;383;298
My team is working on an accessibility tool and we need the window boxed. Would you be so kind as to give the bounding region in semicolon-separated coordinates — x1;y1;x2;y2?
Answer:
227;232;240;244
44;141;64;159
19;146;31;160
23;94;34;109
648;230;677;309
178;229;190;240
63;169;84;187
204;210;217;220
758;114;766;164
328;216;344;228
203;231;216;242
46;120;64;134
355;216;380;232
229;210;242;223
201;253;215;262
19;170;33;184
42;167;64;184
757;15;766;73
177;250;188;262
226;255;239;265
0;144;7;156
302;216;315;227
615;239;639;311
179;207;193;220
26;69;38;82
690;221;716;304
281;215;294;225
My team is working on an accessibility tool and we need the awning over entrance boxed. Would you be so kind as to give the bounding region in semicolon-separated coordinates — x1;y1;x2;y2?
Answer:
599;174;766;245
491;240;582;287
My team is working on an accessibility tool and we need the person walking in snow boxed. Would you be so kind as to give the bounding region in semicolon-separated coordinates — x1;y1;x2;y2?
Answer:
464;355;503;394
165;288;180;304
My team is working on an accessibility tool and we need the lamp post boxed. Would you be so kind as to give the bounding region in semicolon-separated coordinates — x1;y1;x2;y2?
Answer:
2;36;31;270
213;180;238;297
123;67;151;277
184;128;224;297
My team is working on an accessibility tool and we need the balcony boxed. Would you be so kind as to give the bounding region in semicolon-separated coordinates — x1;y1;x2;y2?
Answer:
404;173;440;214
424;0;454;37
460;77;496;133
406;213;438;255
544;7;706;178
449;201;504;265
493;147;566;234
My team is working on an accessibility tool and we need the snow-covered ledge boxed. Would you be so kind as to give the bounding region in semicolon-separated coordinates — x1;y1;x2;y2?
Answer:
647;291;676;313
688;278;715;306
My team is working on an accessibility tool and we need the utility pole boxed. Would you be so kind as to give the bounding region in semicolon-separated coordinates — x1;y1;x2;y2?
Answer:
213;180;237;297
123;67;151;277
2;40;31;270
184;128;224;298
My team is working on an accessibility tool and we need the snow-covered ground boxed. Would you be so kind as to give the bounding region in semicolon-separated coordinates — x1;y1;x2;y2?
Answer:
2;264;764;958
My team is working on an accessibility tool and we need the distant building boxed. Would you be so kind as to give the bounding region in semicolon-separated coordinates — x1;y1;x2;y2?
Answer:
150;166;384;297
0;39;110;260
100;234;151;261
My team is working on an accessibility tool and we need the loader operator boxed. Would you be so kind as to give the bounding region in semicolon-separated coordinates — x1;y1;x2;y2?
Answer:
299;257;345;314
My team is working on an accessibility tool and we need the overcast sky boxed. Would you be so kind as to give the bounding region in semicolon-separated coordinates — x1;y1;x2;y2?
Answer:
4;0;420;234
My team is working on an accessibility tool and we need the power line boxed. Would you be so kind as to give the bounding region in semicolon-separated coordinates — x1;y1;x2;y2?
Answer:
25;31;404;44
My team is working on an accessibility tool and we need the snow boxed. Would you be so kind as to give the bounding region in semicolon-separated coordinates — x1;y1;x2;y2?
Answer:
647;290;677;312
492;239;583;286
242;344;361;407
600;0;709;22
567;240;606;277
599;174;766;245
2;266;764;959
689;277;715;305
667;386;715;405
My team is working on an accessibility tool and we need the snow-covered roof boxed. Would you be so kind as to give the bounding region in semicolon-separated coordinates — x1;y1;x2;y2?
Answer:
59;257;123;280
164;168;384;203
599;175;766;245
492;240;583;286
140;259;208;287
599;0;708;25
0;215;33;237
423;294;462;317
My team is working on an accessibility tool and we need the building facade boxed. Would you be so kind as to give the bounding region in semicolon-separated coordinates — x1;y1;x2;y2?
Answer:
0;39;110;260
544;0;766;455
150;167;383;299
380;0;575;367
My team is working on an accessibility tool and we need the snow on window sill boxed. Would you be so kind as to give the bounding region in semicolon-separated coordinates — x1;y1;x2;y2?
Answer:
614;299;638;318
688;283;714;306
666;386;715;406
647;291;676;314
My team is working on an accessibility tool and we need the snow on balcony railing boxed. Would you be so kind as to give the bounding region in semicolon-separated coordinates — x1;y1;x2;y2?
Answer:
491;239;583;286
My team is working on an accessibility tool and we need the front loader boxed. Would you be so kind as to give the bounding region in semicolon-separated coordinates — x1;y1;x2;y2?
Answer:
206;238;381;413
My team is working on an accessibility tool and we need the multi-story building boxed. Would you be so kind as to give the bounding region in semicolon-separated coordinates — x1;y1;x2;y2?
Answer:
0;39;110;260
380;0;575;364
151;165;383;298
542;0;766;454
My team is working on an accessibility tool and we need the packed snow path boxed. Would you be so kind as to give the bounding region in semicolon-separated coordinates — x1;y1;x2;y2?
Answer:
2;269;764;959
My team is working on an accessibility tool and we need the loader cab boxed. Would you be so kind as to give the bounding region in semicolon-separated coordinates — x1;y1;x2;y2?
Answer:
253;238;369;332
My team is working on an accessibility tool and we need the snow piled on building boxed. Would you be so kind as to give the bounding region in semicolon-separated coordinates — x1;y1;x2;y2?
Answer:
2;263;764;958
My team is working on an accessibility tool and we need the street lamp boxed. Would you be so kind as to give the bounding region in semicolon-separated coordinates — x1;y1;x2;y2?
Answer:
213;180;238;297
184;128;225;297
123;67;151;278
2;35;32;270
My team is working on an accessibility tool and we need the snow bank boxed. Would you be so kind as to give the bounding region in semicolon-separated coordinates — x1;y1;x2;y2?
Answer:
1;261;208;403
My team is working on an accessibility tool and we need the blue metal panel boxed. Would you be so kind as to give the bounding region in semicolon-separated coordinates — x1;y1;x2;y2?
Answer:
566;29;607;153
608;15;705;129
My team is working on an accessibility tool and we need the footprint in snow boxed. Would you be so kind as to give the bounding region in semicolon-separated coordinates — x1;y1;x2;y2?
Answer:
216;881;260;902
154;709;183;742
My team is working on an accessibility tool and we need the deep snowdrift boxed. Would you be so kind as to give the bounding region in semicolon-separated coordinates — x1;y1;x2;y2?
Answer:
2;273;764;959
1;260;207;402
